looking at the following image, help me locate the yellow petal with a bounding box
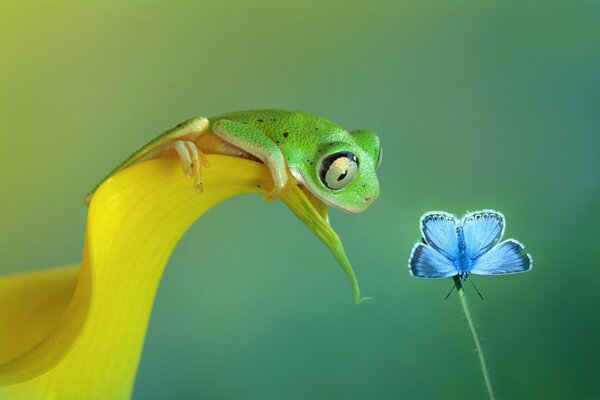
[0,265,79,364]
[0,155,364,399]
[279,186,368,305]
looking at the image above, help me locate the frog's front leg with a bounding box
[212,119,288,199]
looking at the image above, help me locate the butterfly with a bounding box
[408,210,532,280]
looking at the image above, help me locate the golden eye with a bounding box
[319,152,359,190]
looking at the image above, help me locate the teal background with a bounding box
[1,1,599,399]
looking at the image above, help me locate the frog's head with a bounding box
[290,129,381,213]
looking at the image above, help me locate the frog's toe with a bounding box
[263,183,286,201]
[263,170,289,201]
[199,153,210,169]
[174,141,194,177]
[174,140,206,193]
[264,191,279,201]
[185,141,205,193]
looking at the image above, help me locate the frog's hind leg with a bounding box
[173,140,209,192]
[85,116,210,204]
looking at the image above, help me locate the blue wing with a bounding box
[408,243,457,279]
[470,239,532,275]
[462,210,505,260]
[420,212,459,260]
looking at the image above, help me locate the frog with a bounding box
[85,109,381,213]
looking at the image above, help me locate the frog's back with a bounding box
[209,109,346,144]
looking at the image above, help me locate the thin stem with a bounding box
[453,276,496,400]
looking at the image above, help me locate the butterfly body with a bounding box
[408,210,532,280]
[455,225,484,279]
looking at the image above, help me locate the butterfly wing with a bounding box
[408,243,458,279]
[462,210,505,260]
[469,239,532,275]
[420,212,459,260]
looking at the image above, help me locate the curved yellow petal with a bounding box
[0,155,364,399]
[0,265,79,364]
[279,186,368,305]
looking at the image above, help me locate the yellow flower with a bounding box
[0,155,366,399]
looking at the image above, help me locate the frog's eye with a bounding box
[319,152,359,190]
[376,145,382,170]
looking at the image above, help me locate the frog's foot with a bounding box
[173,140,209,192]
[257,169,286,201]
[264,182,285,201]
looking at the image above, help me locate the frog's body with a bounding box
[86,109,381,213]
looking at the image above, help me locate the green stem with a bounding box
[453,276,496,400]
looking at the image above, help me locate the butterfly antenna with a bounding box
[444,282,456,300]
[469,279,484,301]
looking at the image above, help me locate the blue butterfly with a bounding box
[408,210,532,280]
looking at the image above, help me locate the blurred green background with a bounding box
[1,1,599,399]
